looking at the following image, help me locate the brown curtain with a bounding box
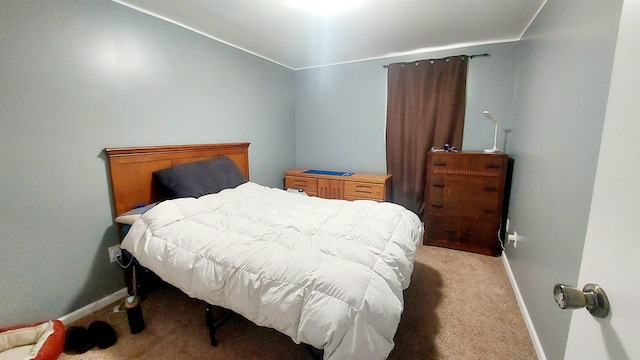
[386,56,468,216]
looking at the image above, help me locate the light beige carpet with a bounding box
[60,245,536,359]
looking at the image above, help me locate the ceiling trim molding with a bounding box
[295,39,519,71]
[111,0,295,70]
[519,0,548,40]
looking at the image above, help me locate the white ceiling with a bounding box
[113,0,546,70]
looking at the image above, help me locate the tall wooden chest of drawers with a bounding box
[284,169,391,202]
[423,152,510,256]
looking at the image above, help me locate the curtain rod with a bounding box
[382,53,490,68]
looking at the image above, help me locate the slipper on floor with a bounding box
[87,321,117,349]
[65,321,117,354]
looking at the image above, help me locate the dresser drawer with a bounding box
[285,176,317,195]
[344,181,385,200]
[425,216,460,242]
[427,177,502,217]
[430,154,507,173]
[425,216,499,252]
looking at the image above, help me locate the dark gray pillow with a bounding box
[152,155,247,199]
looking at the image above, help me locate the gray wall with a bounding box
[294,42,519,173]
[0,0,295,326]
[507,1,622,359]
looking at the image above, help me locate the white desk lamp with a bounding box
[482,111,502,153]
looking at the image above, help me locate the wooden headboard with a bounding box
[105,142,250,217]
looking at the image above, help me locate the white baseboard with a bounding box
[501,253,547,360]
[58,287,128,326]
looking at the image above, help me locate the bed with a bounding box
[105,143,422,360]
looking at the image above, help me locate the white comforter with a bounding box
[122,182,422,359]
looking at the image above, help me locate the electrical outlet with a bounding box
[508,231,519,248]
[108,245,121,263]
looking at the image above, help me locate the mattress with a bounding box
[121,182,422,359]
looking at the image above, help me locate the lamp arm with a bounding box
[493,122,498,149]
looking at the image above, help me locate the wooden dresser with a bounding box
[423,151,510,256]
[284,169,391,202]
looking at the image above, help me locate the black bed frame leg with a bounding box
[304,344,324,360]
[205,305,212,329]
[205,304,235,347]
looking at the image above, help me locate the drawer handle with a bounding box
[462,230,475,235]
[486,163,501,169]
[355,186,372,194]
[431,203,443,208]
[484,186,498,192]
[433,161,447,166]
[432,183,445,188]
[483,208,496,214]
[444,229,456,234]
